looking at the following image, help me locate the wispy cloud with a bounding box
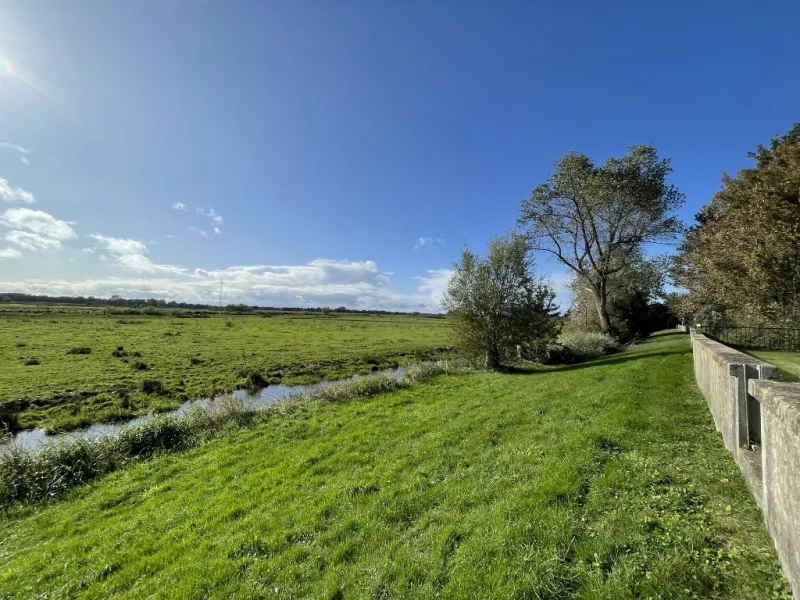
[0,143,31,166]
[414,237,446,249]
[0,178,35,204]
[171,202,188,211]
[189,226,208,237]
[197,207,223,234]
[0,247,22,259]
[165,234,177,239]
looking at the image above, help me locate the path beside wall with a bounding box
[690,332,800,598]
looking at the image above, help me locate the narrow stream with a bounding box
[3,366,406,451]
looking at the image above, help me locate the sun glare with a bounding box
[0,58,15,77]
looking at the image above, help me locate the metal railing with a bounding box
[705,326,800,351]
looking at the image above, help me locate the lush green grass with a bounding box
[745,349,800,382]
[0,332,789,599]
[0,311,450,432]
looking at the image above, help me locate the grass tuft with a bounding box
[66,346,92,355]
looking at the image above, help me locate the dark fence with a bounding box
[705,326,800,352]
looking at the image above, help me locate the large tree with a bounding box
[568,252,668,340]
[442,234,558,369]
[518,146,684,333]
[671,124,800,326]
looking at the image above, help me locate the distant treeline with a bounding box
[0,293,444,317]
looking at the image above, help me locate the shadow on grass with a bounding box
[497,333,691,376]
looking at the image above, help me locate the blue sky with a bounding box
[1,0,798,311]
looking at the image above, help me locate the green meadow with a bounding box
[0,309,451,432]
[0,332,790,599]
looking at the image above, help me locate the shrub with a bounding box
[225,320,234,328]
[66,347,92,355]
[111,349,127,358]
[23,358,40,366]
[141,379,165,395]
[238,369,267,389]
[190,357,203,365]
[14,342,26,348]
[132,361,148,371]
[551,331,619,363]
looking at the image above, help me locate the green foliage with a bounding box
[0,334,790,598]
[443,234,559,368]
[568,253,673,341]
[672,123,800,326]
[520,145,684,332]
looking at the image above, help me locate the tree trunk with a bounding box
[593,280,612,333]
[485,347,499,370]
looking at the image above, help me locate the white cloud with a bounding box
[165,234,177,239]
[0,247,22,259]
[0,208,76,252]
[20,156,30,166]
[189,226,208,237]
[197,207,223,234]
[1,208,76,240]
[0,178,35,204]
[0,259,450,311]
[436,238,446,246]
[416,269,452,307]
[5,230,61,251]
[197,207,222,225]
[90,234,187,275]
[171,202,187,211]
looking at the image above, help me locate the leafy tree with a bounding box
[568,252,669,341]
[671,124,800,326]
[519,146,684,333]
[442,234,559,369]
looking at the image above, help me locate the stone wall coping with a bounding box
[749,380,800,430]
[691,332,778,378]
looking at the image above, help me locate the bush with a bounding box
[132,361,148,371]
[190,357,203,365]
[66,347,92,355]
[23,358,40,366]
[141,379,165,395]
[551,331,619,363]
[14,342,26,348]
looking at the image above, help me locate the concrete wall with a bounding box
[691,332,800,597]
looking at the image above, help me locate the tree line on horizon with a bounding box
[0,293,439,317]
[445,123,800,368]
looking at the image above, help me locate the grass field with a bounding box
[745,349,800,382]
[0,332,790,599]
[0,309,451,432]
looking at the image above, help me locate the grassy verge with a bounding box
[744,349,800,382]
[0,332,790,598]
[0,362,465,507]
[0,312,451,432]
